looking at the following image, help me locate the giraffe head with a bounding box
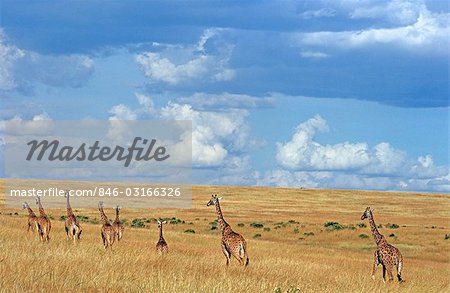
[206,194,222,207]
[98,201,104,209]
[22,202,29,209]
[64,190,70,198]
[157,218,167,228]
[113,205,121,212]
[361,206,373,220]
[35,196,41,205]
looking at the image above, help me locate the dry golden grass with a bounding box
[0,179,449,292]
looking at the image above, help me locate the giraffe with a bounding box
[361,207,404,283]
[155,218,169,254]
[22,202,38,233]
[98,201,115,249]
[35,196,51,242]
[206,194,249,267]
[112,205,125,242]
[64,191,82,243]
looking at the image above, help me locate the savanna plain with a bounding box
[0,179,449,292]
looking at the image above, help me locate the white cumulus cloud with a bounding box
[270,115,449,192]
[107,94,251,168]
[160,102,249,167]
[277,115,372,170]
[293,5,449,55]
[0,29,94,93]
[135,29,235,85]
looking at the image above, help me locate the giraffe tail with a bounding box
[396,255,404,283]
[239,243,249,267]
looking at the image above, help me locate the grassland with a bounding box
[0,179,449,292]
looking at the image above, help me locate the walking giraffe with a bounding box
[64,191,82,243]
[361,207,404,283]
[112,205,124,242]
[98,201,115,249]
[22,202,38,233]
[35,196,51,242]
[206,194,249,267]
[155,219,169,254]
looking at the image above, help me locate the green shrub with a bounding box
[250,222,264,228]
[184,229,195,234]
[324,221,344,231]
[304,232,315,236]
[237,223,245,227]
[389,233,396,238]
[264,227,271,232]
[59,215,67,221]
[76,215,89,221]
[359,234,369,239]
[210,219,218,230]
[445,234,450,240]
[357,223,367,228]
[387,223,399,229]
[293,228,299,234]
[288,220,300,224]
[131,219,145,228]
[253,233,262,239]
[170,218,183,224]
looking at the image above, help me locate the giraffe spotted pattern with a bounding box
[207,194,249,267]
[156,219,169,254]
[361,207,404,283]
[64,191,82,243]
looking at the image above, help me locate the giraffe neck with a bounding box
[368,211,385,245]
[214,201,229,232]
[37,199,46,217]
[115,208,120,223]
[26,206,36,217]
[159,225,164,241]
[66,196,74,217]
[99,207,109,224]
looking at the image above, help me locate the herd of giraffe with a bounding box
[22,192,404,283]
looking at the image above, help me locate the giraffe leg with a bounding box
[221,242,231,266]
[382,265,387,284]
[35,223,42,241]
[72,226,77,243]
[42,228,47,242]
[372,251,379,280]
[101,232,107,248]
[110,238,114,250]
[45,228,50,242]
[238,243,248,266]
[386,265,394,282]
[396,258,403,283]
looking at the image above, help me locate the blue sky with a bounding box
[0,0,449,192]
